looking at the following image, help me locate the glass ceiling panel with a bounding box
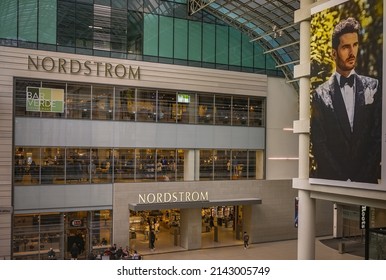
[192,0,301,88]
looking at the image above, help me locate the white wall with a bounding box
[266,77,299,180]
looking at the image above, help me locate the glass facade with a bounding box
[13,210,112,260]
[17,78,266,126]
[15,147,261,185]
[0,0,282,76]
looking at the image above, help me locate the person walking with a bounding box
[70,243,79,260]
[149,230,156,251]
[243,231,249,249]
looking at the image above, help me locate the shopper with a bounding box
[47,248,56,260]
[70,243,79,260]
[243,231,249,249]
[149,230,156,251]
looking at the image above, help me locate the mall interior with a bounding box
[0,0,386,260]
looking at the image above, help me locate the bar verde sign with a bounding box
[26,87,64,113]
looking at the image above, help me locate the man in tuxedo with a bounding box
[310,17,382,184]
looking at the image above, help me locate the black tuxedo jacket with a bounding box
[310,73,382,183]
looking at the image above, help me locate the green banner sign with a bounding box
[26,87,64,113]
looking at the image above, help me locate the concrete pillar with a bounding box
[194,150,200,181]
[333,203,344,238]
[180,208,202,250]
[294,0,316,260]
[184,150,195,181]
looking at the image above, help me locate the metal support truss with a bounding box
[188,0,216,15]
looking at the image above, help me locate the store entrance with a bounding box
[65,229,87,259]
[201,206,242,248]
[129,206,242,254]
[129,209,181,253]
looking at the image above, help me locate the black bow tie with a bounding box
[340,75,355,87]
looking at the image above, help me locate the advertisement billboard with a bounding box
[309,0,385,190]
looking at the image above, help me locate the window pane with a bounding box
[159,16,173,58]
[200,150,213,180]
[254,44,265,69]
[174,18,188,60]
[202,23,215,63]
[242,33,253,68]
[93,3,111,51]
[248,151,256,179]
[111,8,127,53]
[197,94,213,124]
[14,147,40,185]
[214,95,231,125]
[249,97,264,127]
[57,0,75,47]
[0,0,17,40]
[19,0,37,42]
[66,84,91,119]
[143,14,159,56]
[214,150,231,180]
[15,79,41,117]
[75,3,93,50]
[216,25,228,65]
[92,148,113,183]
[156,149,176,181]
[128,10,143,55]
[177,92,196,124]
[115,87,135,121]
[114,149,135,182]
[188,21,202,61]
[41,147,65,184]
[92,85,113,120]
[176,149,184,181]
[39,0,57,44]
[231,150,247,180]
[41,81,66,119]
[66,148,90,184]
[158,91,177,123]
[229,28,241,66]
[137,89,156,122]
[136,149,155,182]
[91,210,112,250]
[232,96,248,126]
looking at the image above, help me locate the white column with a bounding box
[184,150,195,181]
[294,0,316,260]
[180,208,202,249]
[194,150,200,181]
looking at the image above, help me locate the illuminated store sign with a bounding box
[27,55,140,80]
[26,87,64,113]
[139,191,209,204]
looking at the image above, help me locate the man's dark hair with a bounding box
[332,17,360,49]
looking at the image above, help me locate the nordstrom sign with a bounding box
[139,191,209,204]
[28,55,140,80]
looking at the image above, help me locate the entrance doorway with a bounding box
[128,206,244,255]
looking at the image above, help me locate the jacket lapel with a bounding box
[353,75,366,135]
[330,75,352,139]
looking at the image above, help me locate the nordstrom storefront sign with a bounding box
[139,191,209,204]
[28,55,140,80]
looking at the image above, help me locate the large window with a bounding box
[214,95,231,125]
[115,87,135,121]
[15,147,262,185]
[66,84,92,119]
[158,91,177,123]
[92,85,113,120]
[197,94,213,125]
[137,89,156,122]
[15,79,266,126]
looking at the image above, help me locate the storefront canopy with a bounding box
[129,198,262,211]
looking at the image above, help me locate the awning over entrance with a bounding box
[128,198,262,211]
